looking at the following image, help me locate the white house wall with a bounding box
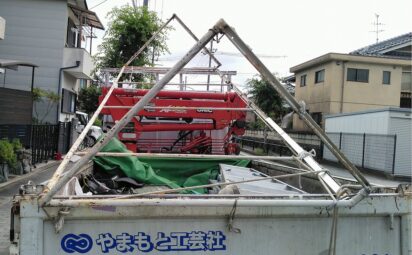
[325,111,390,134]
[0,0,68,123]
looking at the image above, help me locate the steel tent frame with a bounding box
[40,18,371,207]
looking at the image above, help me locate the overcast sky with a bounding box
[86,0,412,86]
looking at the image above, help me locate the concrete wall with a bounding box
[0,0,68,123]
[293,57,405,131]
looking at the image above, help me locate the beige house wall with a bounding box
[341,62,402,112]
[292,54,408,131]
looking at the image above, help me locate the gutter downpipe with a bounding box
[57,61,81,123]
[339,61,347,113]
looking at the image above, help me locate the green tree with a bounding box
[247,75,285,119]
[95,5,170,76]
[32,88,60,124]
[77,85,102,115]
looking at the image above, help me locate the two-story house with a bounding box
[290,33,412,131]
[0,0,104,124]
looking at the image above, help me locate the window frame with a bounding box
[315,69,325,84]
[79,79,87,90]
[300,74,307,87]
[61,88,77,114]
[347,68,369,83]
[382,71,391,85]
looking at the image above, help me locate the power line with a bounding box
[214,51,287,59]
[90,0,109,9]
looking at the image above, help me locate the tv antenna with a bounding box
[370,13,384,43]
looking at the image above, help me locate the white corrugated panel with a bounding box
[389,117,412,177]
[325,111,390,134]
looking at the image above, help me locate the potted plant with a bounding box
[0,140,16,182]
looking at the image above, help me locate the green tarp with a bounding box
[93,138,249,193]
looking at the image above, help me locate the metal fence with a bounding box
[323,132,396,174]
[236,137,292,156]
[57,122,72,155]
[0,124,32,147]
[0,123,71,166]
[241,130,323,158]
[31,125,60,165]
[245,130,321,146]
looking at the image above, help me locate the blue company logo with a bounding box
[61,234,93,253]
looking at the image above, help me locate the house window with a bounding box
[300,75,307,87]
[315,70,325,83]
[79,79,87,90]
[382,71,391,85]
[66,18,77,48]
[347,68,369,82]
[401,72,411,91]
[61,89,77,114]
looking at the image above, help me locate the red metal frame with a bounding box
[100,88,247,154]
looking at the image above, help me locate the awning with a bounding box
[68,3,105,30]
[0,59,38,70]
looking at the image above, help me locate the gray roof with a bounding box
[325,107,412,119]
[350,32,412,59]
[0,59,38,68]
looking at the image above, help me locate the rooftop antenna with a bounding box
[370,13,384,43]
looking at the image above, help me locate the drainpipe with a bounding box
[339,61,346,113]
[57,61,81,123]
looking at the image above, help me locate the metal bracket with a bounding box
[19,181,45,195]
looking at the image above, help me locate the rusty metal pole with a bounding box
[40,20,221,206]
[218,21,370,190]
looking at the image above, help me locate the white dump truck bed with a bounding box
[12,192,411,255]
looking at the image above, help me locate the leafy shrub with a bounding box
[93,118,103,127]
[0,140,17,166]
[11,139,23,151]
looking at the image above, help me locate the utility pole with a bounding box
[371,13,384,43]
[206,40,213,91]
[131,0,137,10]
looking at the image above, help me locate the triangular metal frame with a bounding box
[40,18,371,206]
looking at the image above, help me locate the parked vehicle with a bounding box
[75,111,102,148]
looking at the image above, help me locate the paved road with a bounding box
[0,163,59,255]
